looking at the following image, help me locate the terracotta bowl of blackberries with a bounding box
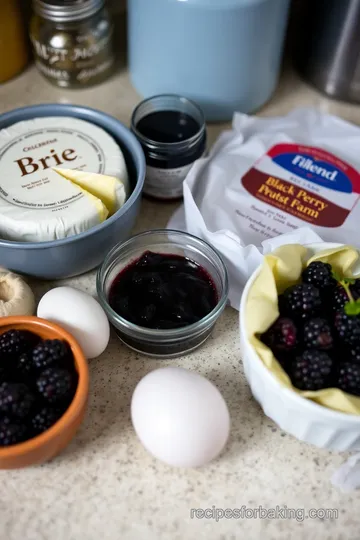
[240,243,360,452]
[97,229,229,357]
[0,316,89,468]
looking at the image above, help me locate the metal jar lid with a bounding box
[33,0,105,22]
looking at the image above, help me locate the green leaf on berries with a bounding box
[332,270,343,282]
[332,270,355,285]
[344,300,360,316]
[342,277,356,285]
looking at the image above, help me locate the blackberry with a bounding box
[0,330,39,357]
[331,283,360,312]
[350,284,360,300]
[290,350,333,391]
[334,311,360,346]
[349,347,360,365]
[36,368,74,404]
[350,279,360,297]
[0,365,7,384]
[31,340,72,371]
[31,406,64,435]
[337,363,360,397]
[17,352,35,378]
[0,382,35,418]
[281,283,322,321]
[303,318,333,350]
[302,261,336,291]
[262,317,297,352]
[332,286,349,312]
[0,418,27,446]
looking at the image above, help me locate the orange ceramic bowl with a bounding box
[0,316,89,469]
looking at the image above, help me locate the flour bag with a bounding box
[169,107,360,308]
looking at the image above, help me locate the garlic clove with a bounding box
[0,271,35,317]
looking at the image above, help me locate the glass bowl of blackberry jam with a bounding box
[96,230,228,357]
[131,94,206,201]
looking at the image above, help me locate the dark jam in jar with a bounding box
[109,251,217,330]
[136,111,200,144]
[131,95,206,201]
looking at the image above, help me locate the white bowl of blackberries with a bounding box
[240,243,360,451]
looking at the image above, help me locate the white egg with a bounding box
[131,367,230,468]
[37,286,110,359]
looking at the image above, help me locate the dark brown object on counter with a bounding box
[0,0,29,83]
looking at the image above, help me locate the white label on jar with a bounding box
[31,35,111,64]
[30,34,113,83]
[35,61,70,81]
[144,163,195,199]
[77,58,114,82]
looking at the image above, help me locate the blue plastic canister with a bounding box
[128,0,290,122]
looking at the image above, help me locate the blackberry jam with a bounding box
[136,111,200,144]
[109,251,217,330]
[131,95,206,201]
[97,230,229,358]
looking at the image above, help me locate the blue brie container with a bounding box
[0,104,145,279]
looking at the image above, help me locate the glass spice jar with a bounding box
[30,0,115,88]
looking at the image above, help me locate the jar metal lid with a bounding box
[33,0,105,22]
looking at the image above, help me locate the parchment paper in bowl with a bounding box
[246,243,360,415]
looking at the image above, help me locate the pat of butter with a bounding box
[72,183,109,222]
[53,168,127,216]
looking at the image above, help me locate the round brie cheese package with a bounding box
[0,117,129,242]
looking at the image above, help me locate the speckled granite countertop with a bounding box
[1,62,360,540]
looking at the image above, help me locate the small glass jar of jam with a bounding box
[131,95,207,201]
[30,0,115,88]
[96,229,228,358]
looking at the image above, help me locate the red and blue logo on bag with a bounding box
[267,143,358,194]
[242,143,360,228]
